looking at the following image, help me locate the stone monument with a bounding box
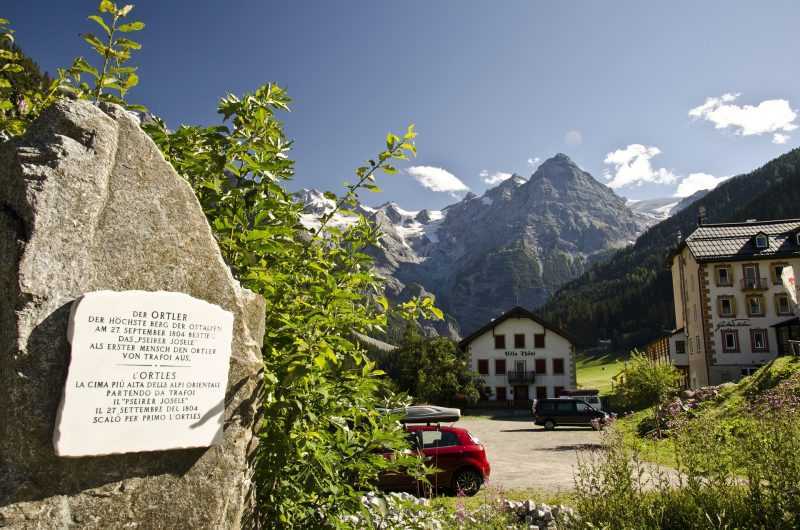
[0,99,265,529]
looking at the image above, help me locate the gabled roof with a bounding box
[457,306,575,350]
[680,219,800,262]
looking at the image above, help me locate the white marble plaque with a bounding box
[53,290,234,457]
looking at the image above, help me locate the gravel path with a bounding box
[458,415,603,491]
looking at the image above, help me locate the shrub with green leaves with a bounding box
[371,323,481,406]
[146,86,439,527]
[1,1,144,139]
[612,351,682,412]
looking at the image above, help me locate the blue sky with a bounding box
[6,1,800,210]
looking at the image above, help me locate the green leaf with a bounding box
[117,21,145,32]
[109,65,137,74]
[115,37,142,49]
[88,15,111,36]
[82,33,108,54]
[385,132,399,149]
[123,72,139,88]
[364,183,381,192]
[382,165,397,175]
[70,57,99,78]
[98,0,117,14]
[376,296,389,311]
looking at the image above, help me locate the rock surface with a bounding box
[0,99,265,529]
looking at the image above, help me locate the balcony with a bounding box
[740,277,769,291]
[507,370,536,383]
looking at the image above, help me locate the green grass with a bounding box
[429,487,576,512]
[576,353,626,396]
[614,409,677,467]
[614,356,800,467]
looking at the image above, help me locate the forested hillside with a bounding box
[541,148,800,350]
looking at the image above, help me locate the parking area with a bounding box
[458,415,603,491]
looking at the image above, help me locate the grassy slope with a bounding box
[575,353,626,395]
[615,356,800,467]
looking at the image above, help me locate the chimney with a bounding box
[676,229,682,244]
[698,206,707,226]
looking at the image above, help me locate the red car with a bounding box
[379,424,491,496]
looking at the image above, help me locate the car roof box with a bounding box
[392,405,461,424]
[561,389,599,396]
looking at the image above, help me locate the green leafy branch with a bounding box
[0,18,62,137]
[62,1,145,110]
[312,125,417,240]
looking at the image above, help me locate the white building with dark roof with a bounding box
[670,218,800,387]
[458,306,577,406]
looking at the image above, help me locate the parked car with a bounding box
[378,406,491,496]
[533,398,609,430]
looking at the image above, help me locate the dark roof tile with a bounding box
[685,219,800,261]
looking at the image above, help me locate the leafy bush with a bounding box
[612,351,682,411]
[371,323,481,406]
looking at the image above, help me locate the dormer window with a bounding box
[754,233,768,249]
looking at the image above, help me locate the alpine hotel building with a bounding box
[670,219,800,388]
[458,306,576,405]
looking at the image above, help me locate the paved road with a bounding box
[458,416,603,491]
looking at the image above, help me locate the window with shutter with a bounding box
[495,359,506,374]
[534,358,546,374]
[553,358,565,374]
[477,359,489,375]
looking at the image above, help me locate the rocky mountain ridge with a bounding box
[297,154,667,338]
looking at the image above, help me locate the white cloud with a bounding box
[564,130,583,145]
[527,157,541,167]
[773,133,790,144]
[603,144,678,189]
[689,93,797,142]
[406,166,470,193]
[480,170,513,185]
[674,172,730,198]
